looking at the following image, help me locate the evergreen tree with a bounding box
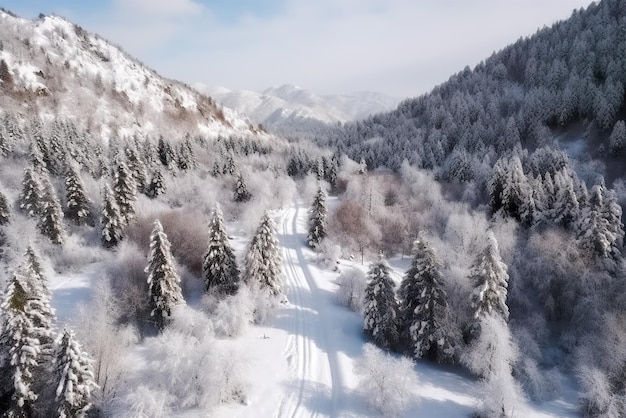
[145,170,166,199]
[468,233,510,338]
[202,206,240,296]
[398,239,455,363]
[552,171,580,228]
[176,139,195,171]
[244,211,283,296]
[101,184,124,249]
[363,258,398,349]
[38,179,66,245]
[577,184,624,260]
[47,122,67,176]
[112,158,137,225]
[125,146,148,193]
[609,120,626,155]
[22,246,56,361]
[146,220,184,330]
[0,268,42,417]
[157,136,175,168]
[18,168,42,217]
[0,188,10,225]
[307,186,327,249]
[233,173,251,203]
[0,128,10,157]
[64,166,92,226]
[53,328,97,418]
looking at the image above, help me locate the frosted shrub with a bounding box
[578,365,622,417]
[111,385,173,418]
[112,320,251,415]
[354,343,418,417]
[211,286,254,338]
[336,267,366,312]
[316,238,340,270]
[170,304,214,341]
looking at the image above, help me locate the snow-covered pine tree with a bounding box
[609,120,626,155]
[47,122,67,176]
[0,127,9,157]
[101,183,124,248]
[244,211,283,296]
[0,268,42,417]
[22,246,56,363]
[233,172,251,203]
[157,136,177,169]
[53,328,97,418]
[577,184,623,260]
[18,167,42,217]
[552,170,579,228]
[176,139,195,171]
[398,239,455,363]
[28,132,47,176]
[500,156,530,221]
[64,166,92,226]
[468,232,510,338]
[203,206,240,296]
[0,187,10,225]
[307,185,327,249]
[363,258,399,350]
[113,158,137,226]
[145,169,166,199]
[38,178,66,245]
[125,145,148,193]
[146,219,185,330]
[211,161,222,177]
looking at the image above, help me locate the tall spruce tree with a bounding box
[112,158,137,225]
[53,328,97,418]
[203,206,240,296]
[64,166,92,226]
[0,188,10,225]
[244,211,283,296]
[0,268,42,416]
[468,232,510,338]
[18,168,42,217]
[145,170,166,199]
[233,172,251,203]
[577,184,623,260]
[22,246,56,363]
[124,146,148,193]
[398,239,455,363]
[363,258,399,349]
[101,184,124,249]
[146,220,185,330]
[38,179,66,245]
[307,185,327,249]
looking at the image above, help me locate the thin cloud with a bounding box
[72,0,593,96]
[113,0,205,18]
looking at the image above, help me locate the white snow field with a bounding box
[50,200,581,417]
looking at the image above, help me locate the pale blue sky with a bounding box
[2,0,594,97]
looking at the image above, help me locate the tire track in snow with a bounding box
[274,202,343,418]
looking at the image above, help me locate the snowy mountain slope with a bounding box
[194,83,401,135]
[0,10,257,139]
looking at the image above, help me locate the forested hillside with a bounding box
[326,0,626,186]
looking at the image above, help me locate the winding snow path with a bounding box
[275,202,343,418]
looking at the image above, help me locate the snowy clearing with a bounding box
[50,200,581,417]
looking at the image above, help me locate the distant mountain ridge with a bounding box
[0,10,257,139]
[194,83,401,135]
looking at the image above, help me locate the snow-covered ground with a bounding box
[50,200,582,417]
